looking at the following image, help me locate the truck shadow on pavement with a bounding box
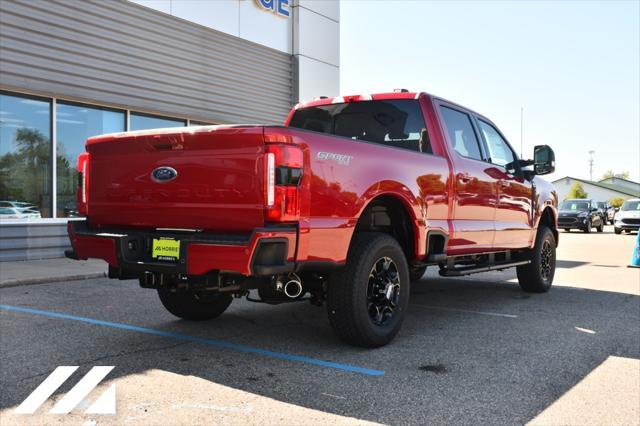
[1,275,639,425]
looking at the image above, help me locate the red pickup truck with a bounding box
[67,90,558,347]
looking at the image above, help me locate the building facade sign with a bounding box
[255,0,290,18]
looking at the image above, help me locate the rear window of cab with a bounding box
[289,100,432,154]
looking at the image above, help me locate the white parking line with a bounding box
[412,304,519,318]
[321,393,347,400]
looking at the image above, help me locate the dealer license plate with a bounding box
[152,238,180,261]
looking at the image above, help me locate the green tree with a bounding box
[566,181,588,199]
[609,197,625,208]
[0,128,51,205]
[601,170,630,180]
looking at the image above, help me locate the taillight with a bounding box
[264,143,303,222]
[77,152,90,216]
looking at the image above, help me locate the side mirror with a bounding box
[533,145,555,175]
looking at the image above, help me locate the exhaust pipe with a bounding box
[276,273,303,299]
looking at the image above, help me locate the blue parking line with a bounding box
[0,304,384,376]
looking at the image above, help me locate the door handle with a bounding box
[457,173,471,184]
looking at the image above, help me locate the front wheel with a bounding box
[583,220,591,233]
[157,288,232,321]
[516,226,556,293]
[597,222,604,232]
[326,233,410,348]
[614,227,622,235]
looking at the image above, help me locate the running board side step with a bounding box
[439,260,530,277]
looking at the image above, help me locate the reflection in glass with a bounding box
[56,102,125,217]
[0,93,52,218]
[130,113,186,131]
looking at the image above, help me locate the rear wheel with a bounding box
[409,265,427,282]
[157,288,232,321]
[597,221,604,232]
[583,220,591,233]
[516,226,556,293]
[564,229,571,232]
[614,227,622,235]
[326,233,410,348]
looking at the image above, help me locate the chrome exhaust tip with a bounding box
[283,278,303,298]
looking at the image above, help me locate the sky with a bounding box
[339,0,640,183]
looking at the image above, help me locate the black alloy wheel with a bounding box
[539,239,554,283]
[326,232,410,348]
[367,257,401,326]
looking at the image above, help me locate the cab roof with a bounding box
[294,91,425,110]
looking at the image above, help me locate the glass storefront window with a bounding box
[130,113,186,131]
[190,120,214,126]
[56,102,125,217]
[0,93,52,219]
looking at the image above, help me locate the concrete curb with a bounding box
[0,272,107,289]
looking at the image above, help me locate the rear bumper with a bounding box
[67,221,297,276]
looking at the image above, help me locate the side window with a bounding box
[439,106,482,160]
[477,120,516,169]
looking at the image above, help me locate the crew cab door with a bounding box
[474,118,534,249]
[437,103,497,254]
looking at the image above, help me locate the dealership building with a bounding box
[0,0,340,261]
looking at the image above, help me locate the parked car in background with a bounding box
[0,200,37,210]
[0,207,41,219]
[607,206,617,224]
[596,201,610,224]
[558,199,603,233]
[614,198,640,234]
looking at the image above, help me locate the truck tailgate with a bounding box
[85,125,265,232]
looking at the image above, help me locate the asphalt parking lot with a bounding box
[1,226,639,425]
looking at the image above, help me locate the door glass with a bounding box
[56,102,125,217]
[477,120,516,169]
[0,93,52,218]
[439,106,482,160]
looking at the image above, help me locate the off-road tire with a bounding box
[157,289,232,321]
[326,232,410,348]
[516,226,556,293]
[409,265,427,282]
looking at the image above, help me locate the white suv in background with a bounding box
[614,199,640,234]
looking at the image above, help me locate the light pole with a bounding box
[588,150,595,181]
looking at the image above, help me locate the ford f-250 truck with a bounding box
[66,90,558,347]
